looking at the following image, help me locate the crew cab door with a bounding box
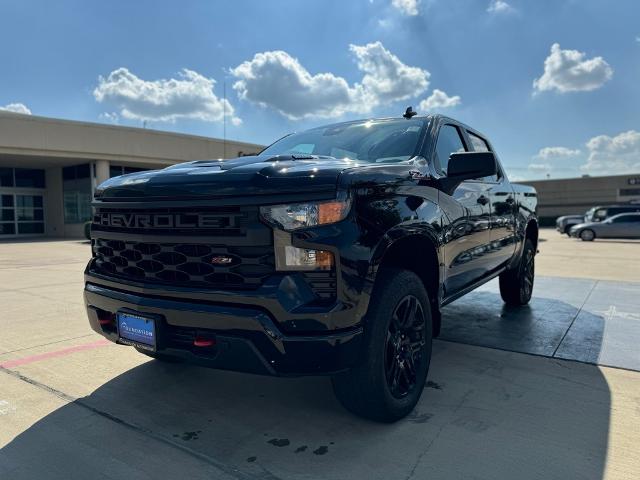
[434,123,493,296]
[464,130,517,270]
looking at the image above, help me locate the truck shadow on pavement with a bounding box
[1,293,612,480]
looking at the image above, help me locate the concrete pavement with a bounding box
[1,230,639,479]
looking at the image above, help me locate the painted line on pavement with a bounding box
[0,339,111,369]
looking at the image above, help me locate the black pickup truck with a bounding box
[84,113,538,421]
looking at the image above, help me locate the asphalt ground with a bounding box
[1,229,639,480]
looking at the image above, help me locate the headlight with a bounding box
[260,198,351,231]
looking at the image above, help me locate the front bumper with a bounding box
[84,282,363,376]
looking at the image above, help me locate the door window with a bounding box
[467,132,490,152]
[435,125,466,174]
[612,215,640,223]
[467,131,499,182]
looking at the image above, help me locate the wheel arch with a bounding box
[371,233,442,337]
[525,218,539,251]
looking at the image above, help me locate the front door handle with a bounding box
[477,195,489,206]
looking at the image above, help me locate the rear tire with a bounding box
[331,268,432,422]
[580,229,595,241]
[499,239,535,306]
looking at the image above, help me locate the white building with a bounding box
[0,112,262,238]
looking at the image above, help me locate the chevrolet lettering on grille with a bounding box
[95,213,241,229]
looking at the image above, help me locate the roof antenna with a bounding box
[403,106,417,119]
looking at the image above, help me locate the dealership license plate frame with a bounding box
[117,311,157,351]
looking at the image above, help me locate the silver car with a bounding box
[570,213,640,241]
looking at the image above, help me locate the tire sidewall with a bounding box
[364,269,433,417]
[518,239,535,304]
[580,229,595,241]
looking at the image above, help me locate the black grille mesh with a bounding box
[92,239,274,289]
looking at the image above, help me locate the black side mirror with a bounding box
[438,152,498,194]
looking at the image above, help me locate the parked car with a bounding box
[584,204,640,223]
[570,212,640,241]
[556,214,585,235]
[84,113,538,422]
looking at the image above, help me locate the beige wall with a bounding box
[0,112,263,166]
[519,173,640,221]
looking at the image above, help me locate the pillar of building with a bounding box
[44,167,65,237]
[95,159,110,186]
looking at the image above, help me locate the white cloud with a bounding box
[528,163,552,173]
[533,43,613,94]
[350,42,429,104]
[581,130,640,174]
[418,89,461,111]
[231,42,429,120]
[392,0,420,16]
[0,103,31,115]
[99,112,119,124]
[487,0,514,14]
[93,68,240,125]
[535,146,581,160]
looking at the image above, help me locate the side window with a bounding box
[467,131,499,182]
[613,215,639,223]
[435,125,466,174]
[467,132,490,152]
[594,209,608,220]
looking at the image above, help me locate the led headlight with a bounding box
[260,199,351,231]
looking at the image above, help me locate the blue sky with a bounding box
[1,0,639,179]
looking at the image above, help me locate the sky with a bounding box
[1,0,639,180]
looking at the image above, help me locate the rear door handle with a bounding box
[477,195,489,206]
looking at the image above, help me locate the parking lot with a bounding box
[1,229,639,480]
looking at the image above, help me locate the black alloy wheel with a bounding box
[384,295,426,399]
[331,268,432,422]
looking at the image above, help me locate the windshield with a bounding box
[260,118,428,163]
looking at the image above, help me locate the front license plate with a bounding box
[117,312,156,351]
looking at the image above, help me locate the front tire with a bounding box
[499,239,535,305]
[332,268,432,422]
[580,229,595,241]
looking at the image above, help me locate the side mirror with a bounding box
[438,152,498,195]
[448,151,497,179]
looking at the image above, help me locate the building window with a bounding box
[63,163,92,224]
[0,194,45,236]
[0,168,13,187]
[15,168,46,188]
[0,167,46,188]
[620,188,640,197]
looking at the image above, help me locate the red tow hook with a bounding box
[97,310,115,326]
[193,338,215,347]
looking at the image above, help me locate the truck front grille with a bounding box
[92,239,274,290]
[91,206,250,237]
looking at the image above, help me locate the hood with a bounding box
[95,155,355,200]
